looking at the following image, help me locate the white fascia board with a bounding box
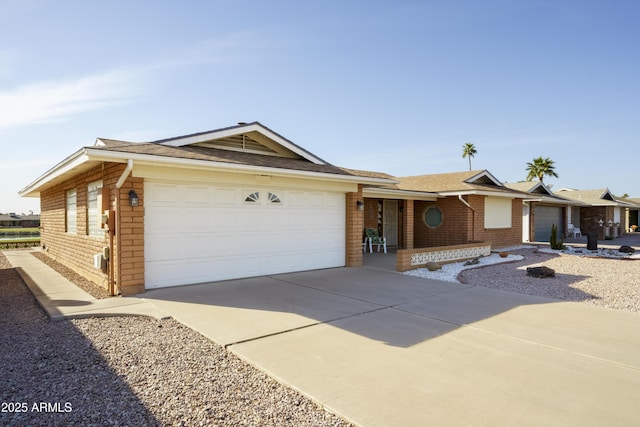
[533,197,588,206]
[438,190,538,199]
[19,149,93,197]
[83,148,393,186]
[157,123,327,165]
[466,170,503,186]
[363,187,439,201]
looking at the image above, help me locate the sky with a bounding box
[1,0,639,214]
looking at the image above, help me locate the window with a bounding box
[87,181,103,236]
[66,189,77,234]
[268,192,282,204]
[244,192,260,203]
[484,197,512,229]
[424,206,443,228]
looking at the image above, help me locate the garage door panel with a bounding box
[534,206,563,242]
[144,182,346,289]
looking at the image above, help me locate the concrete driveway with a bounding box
[141,267,640,426]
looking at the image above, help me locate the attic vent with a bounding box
[195,134,277,155]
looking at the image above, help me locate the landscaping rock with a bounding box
[619,245,635,254]
[464,257,480,266]
[526,266,555,278]
[426,262,442,271]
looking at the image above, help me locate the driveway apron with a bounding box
[141,267,640,427]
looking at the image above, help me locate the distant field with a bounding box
[0,227,40,233]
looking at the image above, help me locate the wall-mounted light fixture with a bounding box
[598,219,604,227]
[128,190,139,207]
[356,200,364,211]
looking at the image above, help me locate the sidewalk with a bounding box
[3,250,169,321]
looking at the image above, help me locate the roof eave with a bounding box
[84,148,394,186]
[437,190,536,199]
[19,148,97,197]
[363,187,439,201]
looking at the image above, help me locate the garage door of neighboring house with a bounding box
[534,205,563,242]
[144,181,346,289]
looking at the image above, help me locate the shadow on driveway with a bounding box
[141,263,595,348]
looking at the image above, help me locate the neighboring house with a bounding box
[554,188,634,239]
[504,181,587,242]
[614,196,640,232]
[0,213,40,228]
[391,170,533,249]
[20,122,396,295]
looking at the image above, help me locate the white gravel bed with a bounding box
[404,253,524,283]
[0,253,351,427]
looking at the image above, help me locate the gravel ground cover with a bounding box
[1,252,352,427]
[458,248,640,313]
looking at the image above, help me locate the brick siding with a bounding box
[414,195,523,249]
[39,163,145,296]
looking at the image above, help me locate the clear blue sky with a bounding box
[2,0,639,214]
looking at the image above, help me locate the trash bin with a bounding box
[586,231,598,251]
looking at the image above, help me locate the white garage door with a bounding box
[144,181,346,289]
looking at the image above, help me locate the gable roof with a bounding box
[504,181,587,206]
[554,188,631,207]
[397,170,533,198]
[136,121,329,164]
[20,123,396,197]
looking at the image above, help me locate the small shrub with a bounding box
[550,224,565,250]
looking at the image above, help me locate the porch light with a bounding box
[128,190,139,207]
[356,200,364,211]
[598,219,604,227]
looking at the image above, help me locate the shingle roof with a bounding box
[91,140,356,176]
[554,188,619,205]
[396,170,526,197]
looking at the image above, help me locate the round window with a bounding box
[424,207,443,228]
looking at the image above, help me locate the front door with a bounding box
[383,200,398,246]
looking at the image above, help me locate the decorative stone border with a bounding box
[397,242,491,272]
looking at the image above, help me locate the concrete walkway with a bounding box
[5,248,640,426]
[3,250,169,320]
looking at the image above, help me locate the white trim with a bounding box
[20,147,395,197]
[82,148,393,185]
[19,150,92,197]
[363,187,438,201]
[155,123,327,165]
[465,170,503,186]
[437,190,532,199]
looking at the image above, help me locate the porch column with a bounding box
[345,185,364,267]
[403,199,414,249]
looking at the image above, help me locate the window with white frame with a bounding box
[87,181,103,236]
[484,197,512,229]
[66,189,77,234]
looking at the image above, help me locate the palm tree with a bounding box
[525,156,559,183]
[462,142,477,171]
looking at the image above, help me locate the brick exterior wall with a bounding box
[39,163,144,296]
[345,185,364,267]
[116,179,145,295]
[414,195,523,249]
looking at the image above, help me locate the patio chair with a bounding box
[567,224,582,238]
[364,228,387,253]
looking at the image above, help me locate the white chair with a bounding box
[364,228,387,253]
[567,224,582,238]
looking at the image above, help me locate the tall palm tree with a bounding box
[525,156,559,183]
[462,142,477,171]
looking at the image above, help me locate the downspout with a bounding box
[110,159,134,295]
[458,194,476,242]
